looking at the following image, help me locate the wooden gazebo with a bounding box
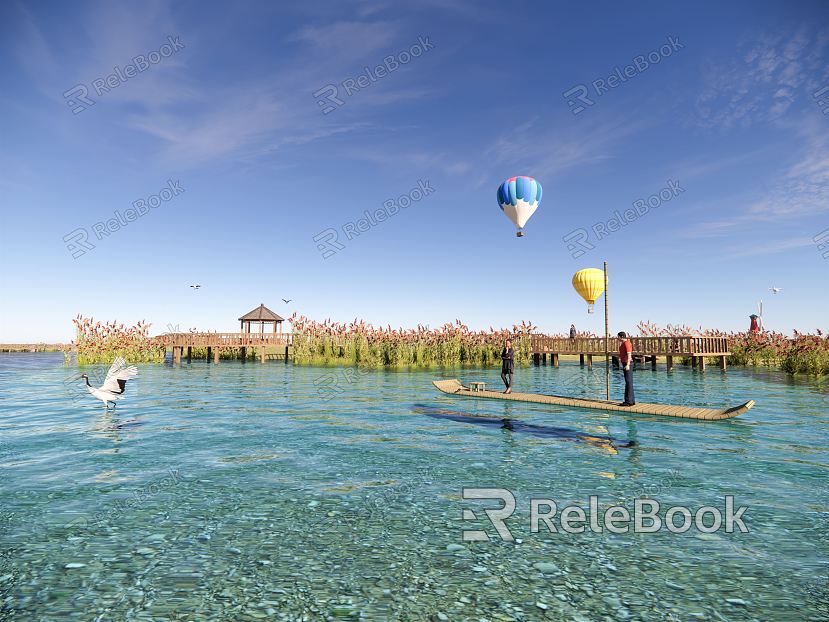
[160,303,292,364]
[239,303,284,335]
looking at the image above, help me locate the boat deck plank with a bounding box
[432,379,754,421]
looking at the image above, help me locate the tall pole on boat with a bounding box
[604,261,610,401]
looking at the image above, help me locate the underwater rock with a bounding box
[533,562,559,574]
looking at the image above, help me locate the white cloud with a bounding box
[721,236,815,259]
[347,147,470,174]
[681,113,829,239]
[484,115,650,182]
[696,25,828,128]
[290,20,398,63]
[126,93,285,165]
[6,4,439,168]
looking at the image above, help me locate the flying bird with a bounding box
[80,357,138,408]
[769,287,782,294]
[190,284,201,290]
[282,298,292,304]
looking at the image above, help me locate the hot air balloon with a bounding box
[572,268,605,314]
[497,176,542,237]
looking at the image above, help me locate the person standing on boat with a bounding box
[569,324,577,339]
[501,339,515,394]
[618,332,635,406]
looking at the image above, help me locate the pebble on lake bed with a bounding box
[5,357,823,621]
[533,562,559,574]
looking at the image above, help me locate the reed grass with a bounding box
[68,316,165,365]
[638,321,829,376]
[290,316,536,368]
[64,314,829,377]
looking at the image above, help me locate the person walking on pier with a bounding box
[501,339,515,394]
[618,331,635,406]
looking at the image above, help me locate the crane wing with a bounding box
[101,357,138,393]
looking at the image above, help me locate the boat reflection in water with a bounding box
[412,404,635,454]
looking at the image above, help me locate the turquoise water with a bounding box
[1,353,827,621]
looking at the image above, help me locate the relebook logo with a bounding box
[461,488,749,542]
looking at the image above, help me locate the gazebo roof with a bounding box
[239,303,284,322]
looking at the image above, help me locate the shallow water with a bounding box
[0,353,827,621]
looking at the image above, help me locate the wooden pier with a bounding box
[155,333,293,364]
[530,336,730,372]
[156,303,293,364]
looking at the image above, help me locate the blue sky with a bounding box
[1,0,828,342]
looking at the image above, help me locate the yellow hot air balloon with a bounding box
[572,268,606,314]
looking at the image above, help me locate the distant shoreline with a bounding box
[0,344,67,352]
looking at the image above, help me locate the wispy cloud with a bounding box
[484,115,650,183]
[696,25,829,128]
[7,0,194,110]
[125,92,285,165]
[347,146,471,176]
[744,116,829,220]
[685,22,829,238]
[290,20,399,63]
[721,235,816,259]
[681,114,829,238]
[345,0,502,22]
[668,149,771,181]
[7,4,438,169]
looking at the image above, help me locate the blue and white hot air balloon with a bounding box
[497,176,542,237]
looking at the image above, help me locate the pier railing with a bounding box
[155,332,293,347]
[531,336,730,356]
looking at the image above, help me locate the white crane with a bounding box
[80,357,138,408]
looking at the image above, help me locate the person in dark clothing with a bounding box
[501,339,515,394]
[618,331,635,406]
[569,324,577,339]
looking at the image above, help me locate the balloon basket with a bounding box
[587,304,595,314]
[516,231,524,237]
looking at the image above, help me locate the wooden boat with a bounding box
[432,379,754,421]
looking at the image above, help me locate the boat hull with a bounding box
[432,379,753,421]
